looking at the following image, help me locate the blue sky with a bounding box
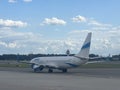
[0,0,120,56]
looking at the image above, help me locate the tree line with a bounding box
[0,53,119,61]
[0,54,74,61]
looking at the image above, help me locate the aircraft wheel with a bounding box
[34,67,42,72]
[33,68,39,72]
[62,69,67,73]
[48,69,53,73]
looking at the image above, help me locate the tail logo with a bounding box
[81,42,90,49]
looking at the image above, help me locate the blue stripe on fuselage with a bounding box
[65,63,78,67]
[81,42,90,49]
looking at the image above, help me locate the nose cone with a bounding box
[30,59,34,64]
[30,57,40,64]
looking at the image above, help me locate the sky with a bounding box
[0,0,120,56]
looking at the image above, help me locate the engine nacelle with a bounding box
[31,64,44,72]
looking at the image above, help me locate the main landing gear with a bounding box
[48,69,53,73]
[62,69,67,73]
[48,68,67,73]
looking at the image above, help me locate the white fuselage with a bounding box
[30,56,88,69]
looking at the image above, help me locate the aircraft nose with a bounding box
[30,59,35,63]
[30,58,40,64]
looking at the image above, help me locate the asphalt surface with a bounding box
[0,67,120,90]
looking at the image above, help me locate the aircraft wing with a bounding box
[85,61,105,64]
[19,61,31,64]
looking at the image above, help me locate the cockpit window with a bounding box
[32,58,40,63]
[34,59,39,61]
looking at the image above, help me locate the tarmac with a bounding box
[0,67,120,90]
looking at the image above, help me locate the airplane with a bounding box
[30,32,92,73]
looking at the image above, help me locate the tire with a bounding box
[48,69,53,73]
[34,68,39,72]
[62,69,67,73]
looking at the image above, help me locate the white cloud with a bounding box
[72,15,87,22]
[36,40,80,54]
[0,19,27,28]
[72,15,112,28]
[68,27,120,55]
[41,17,66,26]
[8,0,17,3]
[0,23,120,55]
[0,16,119,55]
[0,27,43,53]
[88,19,112,27]
[88,20,103,26]
[8,0,32,3]
[0,41,17,48]
[0,41,7,47]
[8,42,17,48]
[0,27,80,54]
[23,0,32,2]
